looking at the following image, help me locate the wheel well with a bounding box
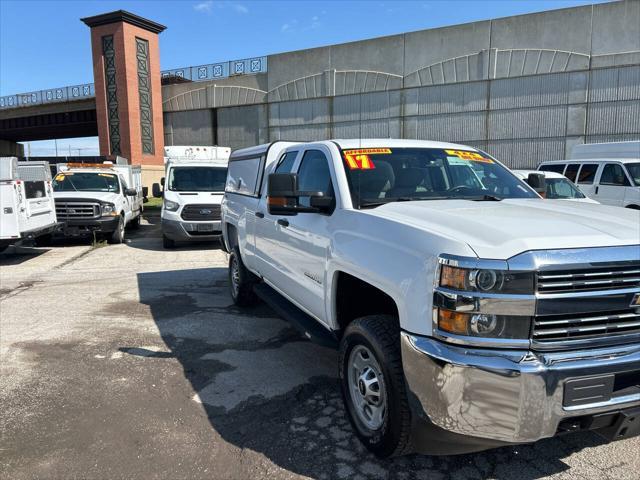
[334,271,399,333]
[226,223,238,250]
[625,204,640,210]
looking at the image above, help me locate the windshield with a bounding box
[53,172,120,193]
[168,166,227,192]
[626,163,640,187]
[545,178,585,199]
[340,147,536,207]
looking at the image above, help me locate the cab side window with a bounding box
[564,164,580,182]
[600,164,630,186]
[275,151,298,173]
[577,164,598,184]
[297,150,335,211]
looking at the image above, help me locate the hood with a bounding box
[363,198,640,259]
[53,190,120,204]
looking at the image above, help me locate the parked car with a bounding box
[52,158,143,243]
[221,139,640,457]
[538,141,640,209]
[160,146,230,249]
[513,169,599,203]
[0,157,59,251]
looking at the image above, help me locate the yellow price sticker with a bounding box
[445,149,493,164]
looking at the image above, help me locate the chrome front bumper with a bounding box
[401,332,640,444]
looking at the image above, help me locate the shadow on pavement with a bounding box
[125,265,607,480]
[0,246,50,265]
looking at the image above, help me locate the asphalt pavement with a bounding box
[1,215,638,480]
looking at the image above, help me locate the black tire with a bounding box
[339,315,412,458]
[228,246,258,306]
[163,235,176,249]
[108,215,125,244]
[129,214,141,229]
[34,234,52,247]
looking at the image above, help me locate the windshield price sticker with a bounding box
[445,149,493,164]
[343,148,391,170]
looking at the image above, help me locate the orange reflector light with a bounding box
[438,309,470,335]
[267,196,287,207]
[440,265,468,290]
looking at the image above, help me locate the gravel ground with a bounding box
[1,216,638,480]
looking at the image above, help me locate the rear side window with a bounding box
[564,164,580,182]
[539,164,565,174]
[25,181,46,199]
[226,155,264,196]
[275,151,298,173]
[577,164,598,184]
[600,163,630,186]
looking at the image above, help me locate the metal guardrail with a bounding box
[0,56,267,111]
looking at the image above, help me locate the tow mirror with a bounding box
[152,183,163,198]
[526,173,546,196]
[125,188,137,197]
[160,177,165,187]
[267,173,332,215]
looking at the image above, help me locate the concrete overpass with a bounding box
[2,0,639,168]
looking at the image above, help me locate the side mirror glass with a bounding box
[152,183,162,198]
[160,177,165,187]
[268,173,299,215]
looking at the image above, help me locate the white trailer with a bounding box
[0,157,58,251]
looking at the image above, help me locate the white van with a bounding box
[161,146,230,249]
[538,141,640,209]
[1,157,58,251]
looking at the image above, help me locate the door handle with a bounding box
[595,186,599,195]
[277,219,289,227]
[255,211,265,218]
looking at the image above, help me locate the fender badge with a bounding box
[631,293,640,308]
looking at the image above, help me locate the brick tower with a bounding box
[81,10,166,177]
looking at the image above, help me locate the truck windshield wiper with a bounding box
[358,196,449,208]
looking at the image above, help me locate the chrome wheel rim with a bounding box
[230,256,240,298]
[347,345,386,431]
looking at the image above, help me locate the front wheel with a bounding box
[339,315,412,458]
[228,246,258,306]
[108,215,125,244]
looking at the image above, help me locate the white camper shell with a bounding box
[161,146,231,248]
[0,157,58,251]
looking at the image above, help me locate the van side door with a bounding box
[596,163,629,206]
[575,163,599,198]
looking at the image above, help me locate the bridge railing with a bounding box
[0,56,267,111]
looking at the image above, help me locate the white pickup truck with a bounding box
[221,139,640,457]
[53,159,143,243]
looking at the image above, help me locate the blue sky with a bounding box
[1,0,604,155]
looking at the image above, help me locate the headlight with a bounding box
[437,309,531,339]
[164,200,179,211]
[101,203,117,216]
[440,265,533,294]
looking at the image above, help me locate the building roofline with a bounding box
[81,10,166,34]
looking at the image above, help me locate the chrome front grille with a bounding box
[537,264,640,293]
[533,310,640,341]
[55,202,99,219]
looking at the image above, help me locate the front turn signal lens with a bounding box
[440,265,467,290]
[437,309,470,335]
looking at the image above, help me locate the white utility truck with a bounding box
[222,139,640,457]
[52,158,143,243]
[161,146,230,249]
[0,157,58,251]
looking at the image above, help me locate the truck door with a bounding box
[575,163,599,198]
[272,148,336,325]
[595,163,628,206]
[253,150,301,289]
[18,164,55,230]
